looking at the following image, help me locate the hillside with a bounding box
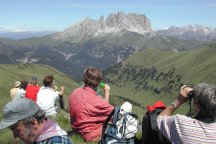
[0,12,210,80]
[104,44,216,115]
[0,64,82,143]
[0,64,134,144]
[0,46,215,144]
[0,63,79,116]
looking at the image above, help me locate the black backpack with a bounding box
[99,106,139,144]
[141,108,171,144]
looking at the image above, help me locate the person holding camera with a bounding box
[157,83,216,143]
[69,67,114,142]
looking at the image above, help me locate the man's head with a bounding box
[43,75,54,87]
[193,83,216,117]
[0,98,46,143]
[83,67,103,87]
[31,76,38,86]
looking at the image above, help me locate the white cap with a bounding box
[120,102,132,115]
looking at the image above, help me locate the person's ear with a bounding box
[31,118,39,130]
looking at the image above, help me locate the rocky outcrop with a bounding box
[53,12,152,42]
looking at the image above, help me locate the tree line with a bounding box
[104,63,184,96]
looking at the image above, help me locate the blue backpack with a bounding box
[99,106,139,144]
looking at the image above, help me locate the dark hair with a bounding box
[43,75,54,87]
[83,67,103,87]
[22,109,46,126]
[20,81,28,90]
[193,83,216,117]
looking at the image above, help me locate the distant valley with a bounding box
[0,12,215,82]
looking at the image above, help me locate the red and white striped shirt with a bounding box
[157,114,216,144]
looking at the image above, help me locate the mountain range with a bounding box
[0,30,57,39]
[0,12,215,80]
[156,25,216,41]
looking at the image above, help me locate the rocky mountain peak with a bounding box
[53,12,152,42]
[105,12,152,34]
[156,25,216,41]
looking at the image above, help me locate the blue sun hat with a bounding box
[0,98,40,129]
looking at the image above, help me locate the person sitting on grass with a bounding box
[37,75,62,117]
[157,83,216,143]
[10,81,21,99]
[0,98,73,144]
[69,67,114,142]
[14,80,28,99]
[25,76,40,102]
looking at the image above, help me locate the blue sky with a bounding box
[0,0,216,31]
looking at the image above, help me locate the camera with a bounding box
[187,90,195,117]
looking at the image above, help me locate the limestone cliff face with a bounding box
[53,12,153,42]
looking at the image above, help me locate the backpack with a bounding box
[99,106,139,144]
[141,108,171,144]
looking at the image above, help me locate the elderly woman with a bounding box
[69,67,114,142]
[157,83,216,143]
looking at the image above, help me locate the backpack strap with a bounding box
[101,107,119,139]
[112,106,121,124]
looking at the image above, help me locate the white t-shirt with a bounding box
[36,87,59,117]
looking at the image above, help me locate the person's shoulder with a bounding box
[48,135,72,144]
[175,114,190,119]
[71,87,83,94]
[10,87,16,91]
[173,114,196,124]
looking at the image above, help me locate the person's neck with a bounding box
[84,84,95,89]
[35,119,47,141]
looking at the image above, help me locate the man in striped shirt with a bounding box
[157,83,216,144]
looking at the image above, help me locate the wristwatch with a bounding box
[171,101,177,109]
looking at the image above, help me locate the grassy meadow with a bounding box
[0,43,216,143]
[0,63,133,144]
[106,45,216,118]
[0,63,84,143]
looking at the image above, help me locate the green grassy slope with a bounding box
[0,63,82,143]
[104,44,216,117]
[125,46,216,83]
[0,44,215,143]
[0,63,141,144]
[0,63,78,113]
